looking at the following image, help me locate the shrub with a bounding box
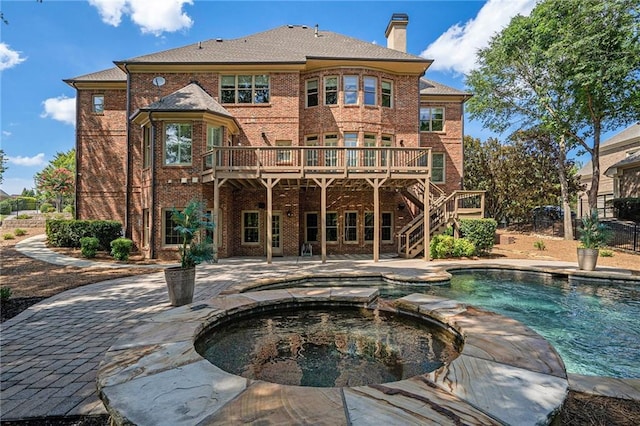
[46,219,122,249]
[14,228,27,236]
[430,235,475,259]
[459,218,498,254]
[610,197,640,222]
[599,249,614,257]
[111,238,133,261]
[80,236,100,258]
[534,240,546,251]
[15,214,32,220]
[40,203,55,213]
[0,287,11,301]
[63,204,74,214]
[16,196,37,210]
[3,233,15,240]
[0,200,12,215]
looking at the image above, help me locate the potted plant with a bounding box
[164,199,215,306]
[577,209,611,271]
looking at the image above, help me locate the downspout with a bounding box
[123,63,131,238]
[71,82,79,219]
[460,101,465,189]
[148,110,156,259]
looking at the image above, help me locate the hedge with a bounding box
[459,218,498,254]
[430,235,475,259]
[46,220,122,250]
[610,198,640,222]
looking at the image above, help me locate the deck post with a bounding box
[213,178,220,259]
[366,178,385,262]
[260,177,280,264]
[423,177,430,261]
[313,177,334,263]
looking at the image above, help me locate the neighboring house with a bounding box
[577,123,640,217]
[65,14,481,262]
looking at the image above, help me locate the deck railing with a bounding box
[202,146,431,179]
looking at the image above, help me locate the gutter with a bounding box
[149,110,156,259]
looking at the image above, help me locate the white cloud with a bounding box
[0,42,27,71]
[41,96,76,125]
[8,153,46,167]
[421,0,537,74]
[2,131,11,137]
[89,0,193,36]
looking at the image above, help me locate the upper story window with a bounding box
[343,76,358,105]
[92,95,104,114]
[364,77,377,106]
[431,152,445,183]
[325,76,338,105]
[381,80,393,107]
[420,107,444,132]
[207,126,223,150]
[164,123,192,166]
[221,75,270,104]
[306,79,319,107]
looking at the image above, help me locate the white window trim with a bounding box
[220,74,270,104]
[364,76,377,106]
[420,107,445,132]
[306,78,319,108]
[343,75,359,105]
[324,76,339,106]
[92,94,104,114]
[164,123,193,166]
[381,80,393,108]
[326,211,339,244]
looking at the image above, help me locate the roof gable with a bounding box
[142,83,231,116]
[420,78,471,99]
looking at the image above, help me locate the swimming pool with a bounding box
[258,271,640,379]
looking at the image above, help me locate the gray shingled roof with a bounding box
[117,25,429,65]
[420,78,471,98]
[578,123,640,177]
[64,66,127,83]
[605,150,640,176]
[134,83,232,117]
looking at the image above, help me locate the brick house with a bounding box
[65,14,481,263]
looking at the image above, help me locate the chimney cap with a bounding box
[385,13,409,37]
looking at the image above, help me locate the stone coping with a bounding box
[97,287,568,425]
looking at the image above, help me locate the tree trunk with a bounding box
[587,123,601,211]
[556,136,574,240]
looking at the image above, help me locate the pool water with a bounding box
[258,272,640,379]
[384,271,640,379]
[195,307,459,387]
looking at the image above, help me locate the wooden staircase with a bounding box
[398,187,485,259]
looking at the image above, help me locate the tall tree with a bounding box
[34,148,75,211]
[466,0,640,212]
[463,135,580,226]
[0,149,7,185]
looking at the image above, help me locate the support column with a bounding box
[366,178,386,262]
[212,178,227,261]
[261,177,280,264]
[423,178,430,261]
[313,177,334,263]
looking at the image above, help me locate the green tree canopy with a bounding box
[35,148,75,211]
[466,0,640,210]
[0,149,7,185]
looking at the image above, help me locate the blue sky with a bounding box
[0,0,613,195]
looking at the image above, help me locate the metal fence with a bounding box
[531,217,640,252]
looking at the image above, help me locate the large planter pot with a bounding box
[164,266,196,306]
[577,248,599,271]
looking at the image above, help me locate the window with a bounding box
[164,210,181,245]
[344,211,358,242]
[206,125,223,168]
[242,211,260,244]
[431,153,445,183]
[324,76,338,105]
[326,212,338,242]
[381,134,392,166]
[344,132,358,167]
[364,134,376,167]
[324,134,338,167]
[142,209,150,247]
[343,76,358,105]
[220,75,270,104]
[305,213,318,242]
[142,125,151,168]
[381,80,393,107]
[306,79,319,107]
[276,140,292,164]
[420,107,444,132]
[305,135,319,166]
[92,95,104,114]
[164,123,192,165]
[364,77,377,106]
[364,212,393,242]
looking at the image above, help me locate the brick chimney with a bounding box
[385,13,409,52]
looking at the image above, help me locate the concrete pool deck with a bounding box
[1,235,639,422]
